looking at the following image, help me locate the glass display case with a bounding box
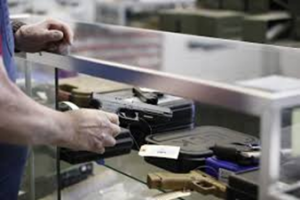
[15,18,300,200]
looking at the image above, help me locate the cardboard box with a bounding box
[182,9,243,38]
[294,17,300,39]
[242,12,291,43]
[158,10,182,33]
[201,0,223,9]
[288,0,300,16]
[248,0,270,13]
[223,0,248,11]
[159,9,243,38]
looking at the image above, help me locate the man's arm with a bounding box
[0,59,120,153]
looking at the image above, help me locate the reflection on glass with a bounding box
[64,21,300,95]
[15,58,58,200]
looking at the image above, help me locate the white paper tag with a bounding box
[139,145,180,160]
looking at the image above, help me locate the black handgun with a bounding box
[90,93,173,125]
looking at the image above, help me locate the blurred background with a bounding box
[8,0,300,47]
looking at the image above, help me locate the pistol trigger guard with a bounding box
[191,181,216,195]
[119,111,139,122]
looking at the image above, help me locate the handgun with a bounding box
[147,170,226,198]
[91,93,173,125]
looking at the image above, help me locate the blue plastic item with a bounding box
[205,157,258,183]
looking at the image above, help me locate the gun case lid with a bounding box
[60,128,133,164]
[144,126,259,172]
[146,126,259,159]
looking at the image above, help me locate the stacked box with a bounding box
[223,0,248,12]
[248,0,270,13]
[242,12,291,43]
[288,0,300,40]
[182,10,243,38]
[158,10,182,33]
[180,11,200,35]
[159,9,243,38]
[295,17,300,39]
[201,0,223,9]
[288,0,300,16]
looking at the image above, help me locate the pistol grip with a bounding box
[147,173,191,191]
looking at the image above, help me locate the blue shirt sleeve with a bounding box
[0,0,16,81]
[0,1,28,200]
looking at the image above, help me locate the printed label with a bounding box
[139,145,180,160]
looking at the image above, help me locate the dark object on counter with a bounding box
[226,169,259,200]
[145,126,259,173]
[60,128,133,164]
[211,143,260,166]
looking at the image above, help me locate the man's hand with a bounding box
[14,19,74,53]
[0,58,121,153]
[58,109,121,154]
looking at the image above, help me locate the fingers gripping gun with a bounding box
[58,86,173,127]
[147,171,226,198]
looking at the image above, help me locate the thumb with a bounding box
[41,30,64,43]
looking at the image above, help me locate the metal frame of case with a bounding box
[19,23,300,200]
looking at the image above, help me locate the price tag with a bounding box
[139,145,180,160]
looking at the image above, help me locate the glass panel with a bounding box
[61,21,300,96]
[15,57,58,200]
[277,107,300,199]
[56,72,261,200]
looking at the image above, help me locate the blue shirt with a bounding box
[0,0,28,199]
[0,0,16,81]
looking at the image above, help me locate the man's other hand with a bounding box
[58,109,121,154]
[15,18,74,53]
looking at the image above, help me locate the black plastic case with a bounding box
[227,170,259,200]
[101,89,196,146]
[145,126,259,173]
[60,128,133,164]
